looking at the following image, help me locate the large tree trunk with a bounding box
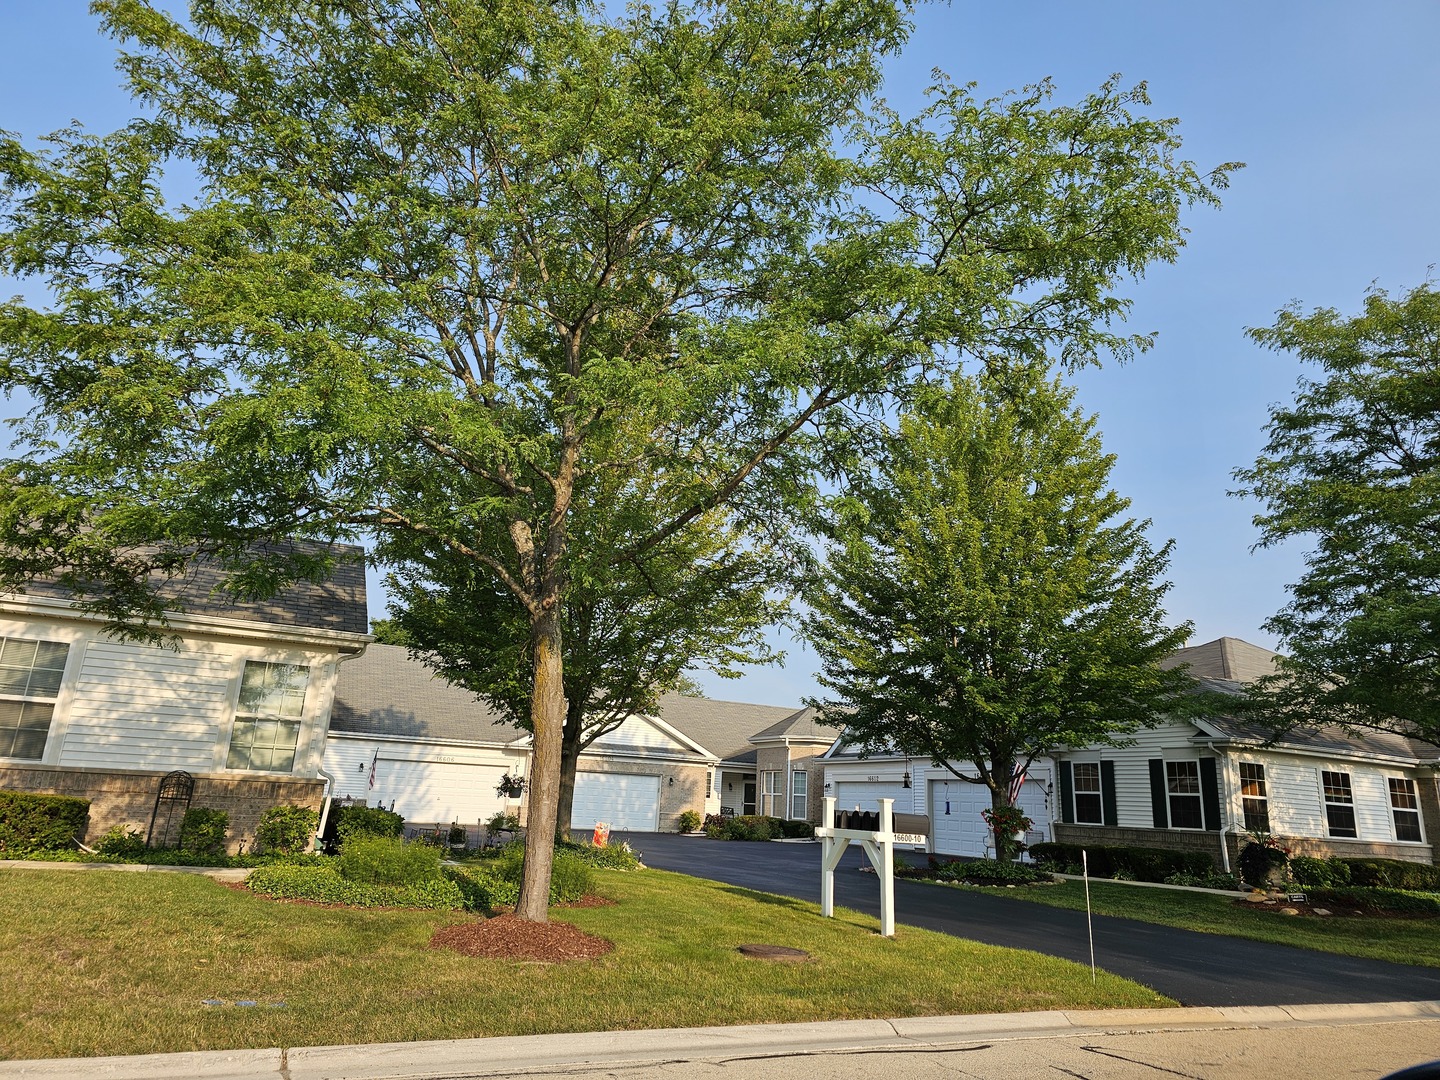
[516,604,566,922]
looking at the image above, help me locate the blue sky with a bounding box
[4,2,1439,706]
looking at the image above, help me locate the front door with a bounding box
[743,782,757,816]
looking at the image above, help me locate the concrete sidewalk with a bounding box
[5,1001,1439,1080]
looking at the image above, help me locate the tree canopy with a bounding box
[0,0,1231,919]
[804,366,1195,855]
[1235,284,1440,744]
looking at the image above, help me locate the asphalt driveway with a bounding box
[615,830,1440,1008]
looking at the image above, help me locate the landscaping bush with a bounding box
[677,810,702,833]
[247,861,468,910]
[94,825,148,859]
[1340,858,1440,892]
[558,838,643,871]
[934,859,1052,886]
[1308,886,1440,918]
[1029,842,1213,883]
[1162,869,1241,890]
[0,791,90,855]
[337,835,441,886]
[1289,855,1351,888]
[1238,839,1289,888]
[703,814,796,841]
[467,844,595,907]
[178,807,229,855]
[333,804,405,844]
[255,805,318,855]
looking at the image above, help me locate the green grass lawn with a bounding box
[966,878,1440,969]
[0,866,1172,1060]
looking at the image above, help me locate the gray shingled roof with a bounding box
[18,542,369,636]
[332,647,809,762]
[1161,636,1279,684]
[331,643,527,745]
[749,705,845,745]
[654,693,798,763]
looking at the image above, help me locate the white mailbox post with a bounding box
[816,794,913,937]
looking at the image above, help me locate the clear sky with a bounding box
[4,1,1439,707]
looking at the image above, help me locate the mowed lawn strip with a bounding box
[0,867,1172,1060]
[964,879,1440,968]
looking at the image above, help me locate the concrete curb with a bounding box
[4,1001,1438,1080]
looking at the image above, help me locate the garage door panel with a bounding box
[379,760,509,826]
[572,772,660,831]
[929,774,1051,858]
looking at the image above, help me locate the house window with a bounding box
[0,636,69,760]
[1389,778,1423,843]
[791,770,807,821]
[1239,762,1270,833]
[1073,762,1103,824]
[760,770,782,816]
[1321,770,1357,838]
[226,661,310,772]
[1166,761,1204,829]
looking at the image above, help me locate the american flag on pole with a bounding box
[367,749,378,790]
[1008,762,1027,805]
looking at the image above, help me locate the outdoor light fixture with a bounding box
[668,776,675,786]
[902,755,912,789]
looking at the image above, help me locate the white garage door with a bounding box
[572,772,661,832]
[377,760,510,826]
[833,781,919,819]
[929,773,1051,858]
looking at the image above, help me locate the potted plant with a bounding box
[447,822,468,850]
[981,803,1033,861]
[495,773,525,799]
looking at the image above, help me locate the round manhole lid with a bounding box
[736,944,810,962]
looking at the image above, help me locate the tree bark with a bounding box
[516,603,565,921]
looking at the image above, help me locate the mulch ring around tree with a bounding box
[431,912,615,962]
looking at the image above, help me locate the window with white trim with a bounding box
[1073,762,1103,824]
[0,636,69,760]
[790,769,807,821]
[1321,770,1357,838]
[1165,760,1204,829]
[226,661,310,772]
[760,770,782,816]
[1239,762,1270,833]
[1389,778,1423,843]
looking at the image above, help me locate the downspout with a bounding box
[314,643,370,851]
[1207,740,1233,875]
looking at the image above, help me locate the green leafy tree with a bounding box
[805,367,1195,858]
[1235,284,1440,743]
[0,0,1230,920]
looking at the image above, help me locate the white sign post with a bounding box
[816,795,903,937]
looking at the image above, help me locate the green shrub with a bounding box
[0,791,90,855]
[247,861,468,910]
[558,838,643,871]
[333,805,404,843]
[705,814,784,841]
[1238,840,1289,887]
[1290,855,1351,888]
[337,835,441,886]
[677,810,702,833]
[1163,869,1242,890]
[94,826,148,859]
[935,859,1052,885]
[178,807,229,855]
[1308,886,1440,917]
[1029,842,1213,883]
[255,805,318,855]
[471,845,595,906]
[1341,858,1440,892]
[775,818,816,839]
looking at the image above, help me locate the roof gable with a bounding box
[1161,636,1279,684]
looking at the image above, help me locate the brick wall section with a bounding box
[0,763,323,853]
[1053,822,1436,869]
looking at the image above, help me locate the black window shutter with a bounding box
[1200,757,1222,832]
[1058,761,1074,824]
[1148,758,1169,829]
[1101,761,1118,827]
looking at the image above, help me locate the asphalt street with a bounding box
[618,831,1440,1007]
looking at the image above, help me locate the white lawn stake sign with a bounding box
[817,795,922,938]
